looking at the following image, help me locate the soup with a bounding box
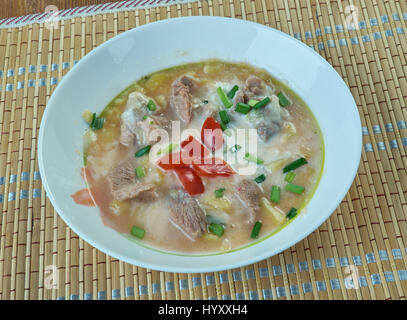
[81,60,324,254]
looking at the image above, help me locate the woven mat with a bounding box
[1,0,407,300]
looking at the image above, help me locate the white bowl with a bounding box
[38,16,361,273]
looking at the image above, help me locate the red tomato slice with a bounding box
[201,117,223,152]
[174,167,205,195]
[158,136,212,170]
[192,158,236,177]
[157,151,188,170]
[180,135,211,161]
[71,188,95,206]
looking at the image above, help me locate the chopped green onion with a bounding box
[230,144,242,153]
[227,85,239,99]
[285,183,305,194]
[142,115,148,120]
[235,102,251,114]
[135,145,151,158]
[220,122,228,131]
[253,97,271,110]
[206,215,225,227]
[147,99,157,111]
[135,166,146,180]
[270,185,280,203]
[130,225,145,239]
[250,221,262,239]
[215,188,226,198]
[95,118,104,129]
[157,143,178,155]
[254,174,266,184]
[284,171,296,183]
[286,208,298,219]
[217,87,233,109]
[90,113,96,126]
[278,92,290,107]
[283,158,308,173]
[203,100,209,104]
[244,152,264,165]
[90,113,105,130]
[219,110,230,124]
[247,99,259,107]
[209,223,225,237]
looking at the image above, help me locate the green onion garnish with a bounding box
[209,223,225,237]
[230,144,242,153]
[135,166,146,179]
[142,115,148,120]
[135,145,151,158]
[95,118,104,129]
[219,110,230,124]
[250,221,262,239]
[157,143,178,155]
[254,174,266,184]
[284,171,296,183]
[286,208,298,219]
[217,87,233,109]
[283,158,308,173]
[147,99,157,111]
[220,122,228,131]
[247,99,259,107]
[90,113,105,130]
[253,97,271,110]
[215,188,226,198]
[285,183,305,194]
[206,215,225,226]
[90,113,96,126]
[270,185,280,203]
[227,85,239,99]
[278,92,290,107]
[244,152,264,165]
[130,225,145,239]
[235,102,251,114]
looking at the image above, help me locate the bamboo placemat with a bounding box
[0,0,407,300]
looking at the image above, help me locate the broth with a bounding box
[82,60,324,253]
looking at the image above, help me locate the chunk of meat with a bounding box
[240,87,290,142]
[233,75,274,106]
[107,159,136,190]
[234,89,245,106]
[236,179,263,224]
[110,183,157,202]
[168,190,207,241]
[120,92,162,147]
[244,75,264,98]
[170,75,195,124]
[257,122,281,142]
[120,121,135,146]
[107,160,157,201]
[124,92,151,122]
